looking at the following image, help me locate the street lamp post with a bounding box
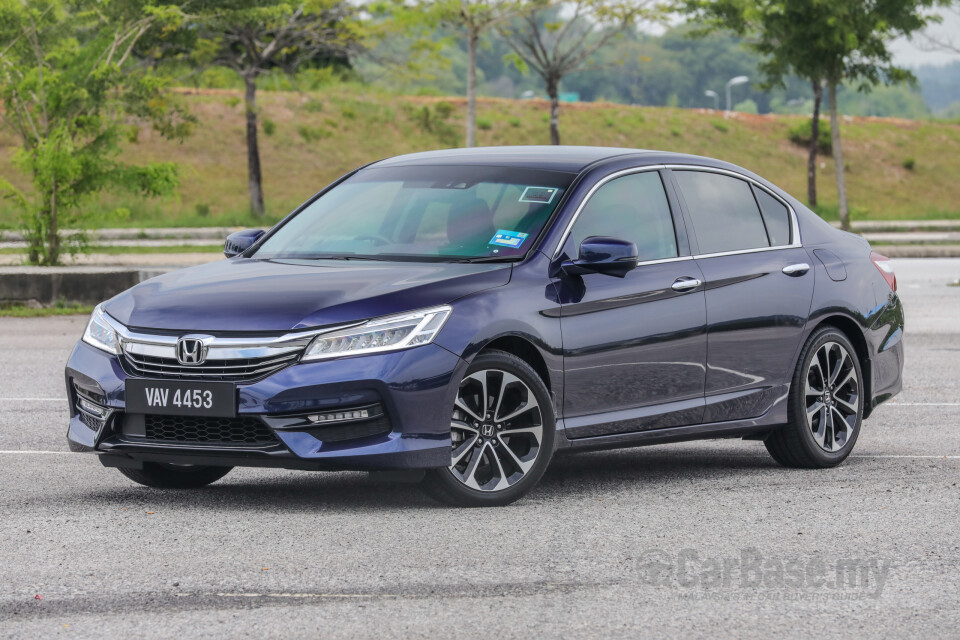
[725,75,750,111]
[704,90,719,110]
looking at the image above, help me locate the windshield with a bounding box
[253,165,575,261]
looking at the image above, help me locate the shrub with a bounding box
[733,98,759,114]
[225,96,241,109]
[787,119,832,154]
[434,101,454,119]
[297,125,331,142]
[670,128,682,137]
[416,106,433,131]
[508,117,522,128]
[302,99,324,113]
[477,118,493,131]
[902,157,916,171]
[195,203,211,218]
[711,120,729,133]
[261,119,276,136]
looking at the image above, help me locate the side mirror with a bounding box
[561,236,638,278]
[224,229,265,258]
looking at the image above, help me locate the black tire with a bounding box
[422,349,556,507]
[765,326,864,468]
[117,462,232,489]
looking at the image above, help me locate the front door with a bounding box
[557,170,708,439]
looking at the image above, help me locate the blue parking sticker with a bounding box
[489,230,529,248]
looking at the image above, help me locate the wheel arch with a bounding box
[476,334,553,394]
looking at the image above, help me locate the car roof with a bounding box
[369,146,733,174]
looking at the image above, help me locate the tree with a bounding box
[0,0,192,265]
[413,0,531,147]
[171,1,359,217]
[499,0,664,145]
[915,2,960,54]
[689,0,945,230]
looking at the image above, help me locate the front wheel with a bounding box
[422,350,556,507]
[118,462,232,488]
[765,327,864,468]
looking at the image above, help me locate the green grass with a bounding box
[2,87,960,228]
[0,244,223,255]
[0,303,94,317]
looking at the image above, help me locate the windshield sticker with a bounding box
[519,186,559,204]
[489,230,529,248]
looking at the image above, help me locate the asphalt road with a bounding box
[1,259,958,639]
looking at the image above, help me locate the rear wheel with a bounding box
[118,462,232,489]
[765,327,864,468]
[422,350,555,507]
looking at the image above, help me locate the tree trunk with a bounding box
[828,82,849,231]
[244,75,265,217]
[547,77,560,145]
[48,195,58,266]
[465,24,478,148]
[807,79,822,208]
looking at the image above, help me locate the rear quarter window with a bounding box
[753,186,792,246]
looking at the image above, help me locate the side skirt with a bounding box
[557,386,789,455]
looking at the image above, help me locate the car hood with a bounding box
[104,258,512,332]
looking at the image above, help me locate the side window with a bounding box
[674,171,770,254]
[570,172,678,262]
[753,186,792,246]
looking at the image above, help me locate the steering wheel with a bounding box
[355,234,393,246]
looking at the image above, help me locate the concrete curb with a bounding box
[0,267,169,307]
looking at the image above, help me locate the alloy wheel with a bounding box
[448,369,544,492]
[804,341,860,452]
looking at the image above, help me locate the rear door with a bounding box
[669,168,814,423]
[558,169,708,438]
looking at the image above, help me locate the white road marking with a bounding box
[886,402,960,407]
[175,592,374,599]
[0,450,72,455]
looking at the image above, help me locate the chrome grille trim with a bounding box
[123,351,301,381]
[82,310,369,382]
[113,320,362,382]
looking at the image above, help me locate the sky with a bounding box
[890,8,960,67]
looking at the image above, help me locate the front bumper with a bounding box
[65,340,465,470]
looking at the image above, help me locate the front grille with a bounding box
[122,351,300,382]
[141,414,278,445]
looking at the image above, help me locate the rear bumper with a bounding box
[65,340,465,470]
[866,292,905,417]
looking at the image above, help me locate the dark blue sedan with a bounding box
[65,147,905,506]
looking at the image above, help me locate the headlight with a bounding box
[302,305,452,361]
[82,305,121,355]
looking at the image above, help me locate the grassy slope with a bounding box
[2,86,959,229]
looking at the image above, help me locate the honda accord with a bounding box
[65,146,904,506]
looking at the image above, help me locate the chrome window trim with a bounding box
[635,255,694,267]
[664,164,803,253]
[552,163,803,261]
[551,165,667,259]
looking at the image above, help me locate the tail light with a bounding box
[871,252,897,292]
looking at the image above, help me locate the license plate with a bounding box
[125,379,236,418]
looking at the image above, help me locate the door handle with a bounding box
[671,277,702,292]
[782,263,811,276]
